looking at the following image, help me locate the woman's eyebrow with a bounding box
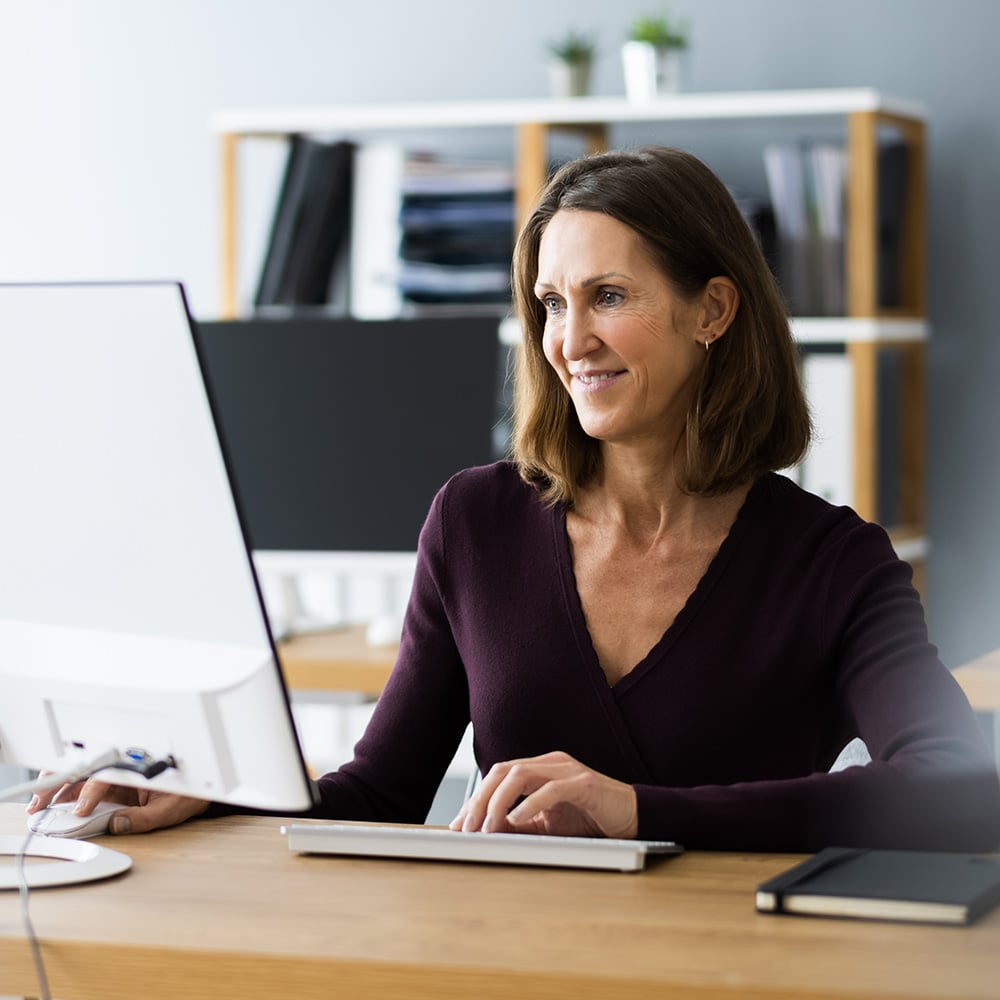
[581,272,631,287]
[534,272,632,292]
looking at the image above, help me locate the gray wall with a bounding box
[1,0,997,667]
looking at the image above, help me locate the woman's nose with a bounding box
[561,308,599,361]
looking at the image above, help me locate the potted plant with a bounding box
[622,10,689,100]
[547,31,596,98]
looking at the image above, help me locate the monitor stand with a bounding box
[0,834,132,889]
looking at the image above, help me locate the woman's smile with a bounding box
[573,369,626,390]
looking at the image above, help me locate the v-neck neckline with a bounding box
[552,475,765,695]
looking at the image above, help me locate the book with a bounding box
[763,141,846,317]
[877,141,910,308]
[763,142,814,315]
[798,349,853,507]
[255,137,355,310]
[764,139,909,316]
[756,847,1000,925]
[805,142,847,316]
[276,138,355,307]
[254,134,312,308]
[349,141,406,319]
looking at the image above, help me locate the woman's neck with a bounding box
[575,443,749,546]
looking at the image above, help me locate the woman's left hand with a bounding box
[449,750,638,840]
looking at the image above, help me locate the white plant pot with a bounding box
[621,40,684,101]
[549,60,592,98]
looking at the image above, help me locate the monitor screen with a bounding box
[193,314,504,555]
[0,282,316,813]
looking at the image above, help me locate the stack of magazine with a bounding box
[395,155,515,310]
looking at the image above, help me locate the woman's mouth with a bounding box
[575,370,625,388]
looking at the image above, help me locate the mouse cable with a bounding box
[5,747,179,999]
[0,746,176,804]
[4,750,123,1000]
[5,747,172,1000]
[16,829,52,1000]
[0,748,125,804]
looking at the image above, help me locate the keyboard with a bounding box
[281,821,682,872]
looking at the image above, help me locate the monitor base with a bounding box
[0,834,132,889]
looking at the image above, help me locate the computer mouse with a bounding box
[26,799,129,839]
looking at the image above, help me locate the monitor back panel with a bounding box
[194,315,504,554]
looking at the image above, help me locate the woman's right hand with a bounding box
[27,776,209,835]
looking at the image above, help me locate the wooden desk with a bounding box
[953,646,1000,770]
[277,626,396,696]
[2,805,998,1000]
[954,647,1000,712]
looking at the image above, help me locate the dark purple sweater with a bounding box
[316,463,1000,851]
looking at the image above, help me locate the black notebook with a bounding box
[756,847,1000,925]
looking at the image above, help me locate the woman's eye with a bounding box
[597,289,623,307]
[541,296,563,314]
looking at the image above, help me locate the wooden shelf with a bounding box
[210,88,926,135]
[791,318,927,344]
[214,88,927,321]
[214,87,928,575]
[501,316,930,347]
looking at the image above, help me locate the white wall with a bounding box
[2,0,999,667]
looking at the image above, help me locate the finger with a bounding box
[27,779,86,813]
[505,775,588,832]
[509,772,639,840]
[72,779,133,815]
[108,794,209,836]
[456,753,577,832]
[461,759,534,832]
[482,761,571,833]
[449,761,509,831]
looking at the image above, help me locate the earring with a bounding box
[704,338,711,353]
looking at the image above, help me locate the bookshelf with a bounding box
[211,87,928,579]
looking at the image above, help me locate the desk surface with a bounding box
[953,647,1000,712]
[277,625,396,696]
[2,805,999,1000]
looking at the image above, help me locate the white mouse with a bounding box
[27,799,129,839]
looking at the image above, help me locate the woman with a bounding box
[33,147,1000,851]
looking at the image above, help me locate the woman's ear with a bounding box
[696,277,740,345]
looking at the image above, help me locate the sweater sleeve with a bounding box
[311,484,472,823]
[634,521,1000,852]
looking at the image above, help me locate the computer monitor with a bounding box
[192,313,504,634]
[0,283,318,875]
[193,314,504,555]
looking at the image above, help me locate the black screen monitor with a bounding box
[193,315,504,556]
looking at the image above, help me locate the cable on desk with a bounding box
[3,747,177,1000]
[16,829,52,1000]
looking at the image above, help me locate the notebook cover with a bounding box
[756,847,1000,925]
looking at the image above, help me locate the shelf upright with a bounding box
[514,121,608,226]
[219,130,240,322]
[844,108,927,550]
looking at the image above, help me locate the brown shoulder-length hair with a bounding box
[510,145,810,507]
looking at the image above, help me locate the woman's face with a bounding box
[536,209,704,450]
